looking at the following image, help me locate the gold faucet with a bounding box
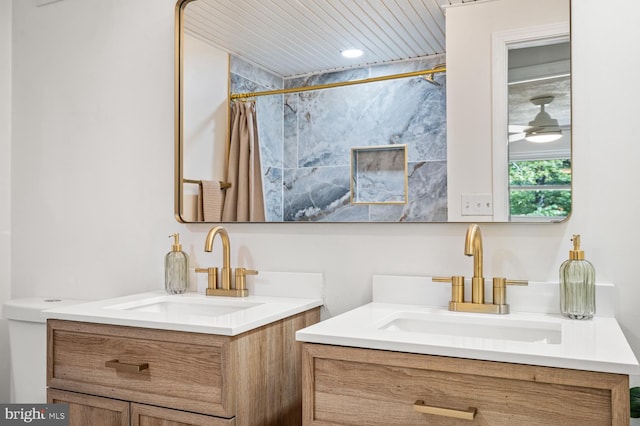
[465,223,484,304]
[434,224,527,314]
[196,226,258,297]
[204,226,232,291]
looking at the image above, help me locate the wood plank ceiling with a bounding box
[184,0,479,77]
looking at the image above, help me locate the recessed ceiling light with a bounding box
[341,49,364,59]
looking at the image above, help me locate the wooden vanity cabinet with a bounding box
[302,343,630,425]
[47,308,319,426]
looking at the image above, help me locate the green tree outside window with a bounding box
[509,159,571,218]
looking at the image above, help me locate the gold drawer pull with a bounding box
[105,359,149,373]
[413,400,477,420]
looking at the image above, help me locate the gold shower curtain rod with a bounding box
[230,65,446,100]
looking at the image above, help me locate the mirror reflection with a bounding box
[508,41,571,221]
[175,0,571,223]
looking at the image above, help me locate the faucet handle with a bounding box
[492,277,528,305]
[196,267,219,292]
[235,268,259,292]
[432,276,465,303]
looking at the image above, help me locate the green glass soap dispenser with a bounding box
[165,233,189,294]
[559,234,595,319]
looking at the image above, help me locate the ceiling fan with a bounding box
[509,95,564,143]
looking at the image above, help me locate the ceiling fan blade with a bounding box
[508,124,530,133]
[509,133,526,142]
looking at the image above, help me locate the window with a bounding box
[509,159,571,220]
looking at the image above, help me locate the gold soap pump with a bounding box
[559,234,595,319]
[165,233,189,294]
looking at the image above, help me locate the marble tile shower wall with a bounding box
[230,55,447,222]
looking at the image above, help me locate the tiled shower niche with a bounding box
[351,145,408,205]
[230,55,447,222]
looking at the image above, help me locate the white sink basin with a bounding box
[43,290,322,336]
[105,296,262,318]
[378,311,562,344]
[296,276,640,375]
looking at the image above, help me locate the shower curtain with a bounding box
[222,100,266,221]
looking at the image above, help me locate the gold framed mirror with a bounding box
[175,0,571,223]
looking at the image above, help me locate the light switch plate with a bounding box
[461,193,493,216]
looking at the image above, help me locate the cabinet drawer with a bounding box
[302,344,629,426]
[48,320,234,418]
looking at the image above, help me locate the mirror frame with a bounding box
[174,0,191,223]
[174,0,572,224]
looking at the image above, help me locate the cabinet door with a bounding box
[131,403,235,426]
[48,388,129,426]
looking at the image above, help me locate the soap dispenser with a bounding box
[165,233,189,294]
[559,234,595,319]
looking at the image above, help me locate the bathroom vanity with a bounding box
[296,276,639,425]
[48,312,318,425]
[44,272,324,426]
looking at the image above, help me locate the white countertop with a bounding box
[296,275,640,375]
[44,271,324,336]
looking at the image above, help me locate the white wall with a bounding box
[0,0,11,405]
[5,0,640,401]
[182,34,228,221]
[11,0,177,301]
